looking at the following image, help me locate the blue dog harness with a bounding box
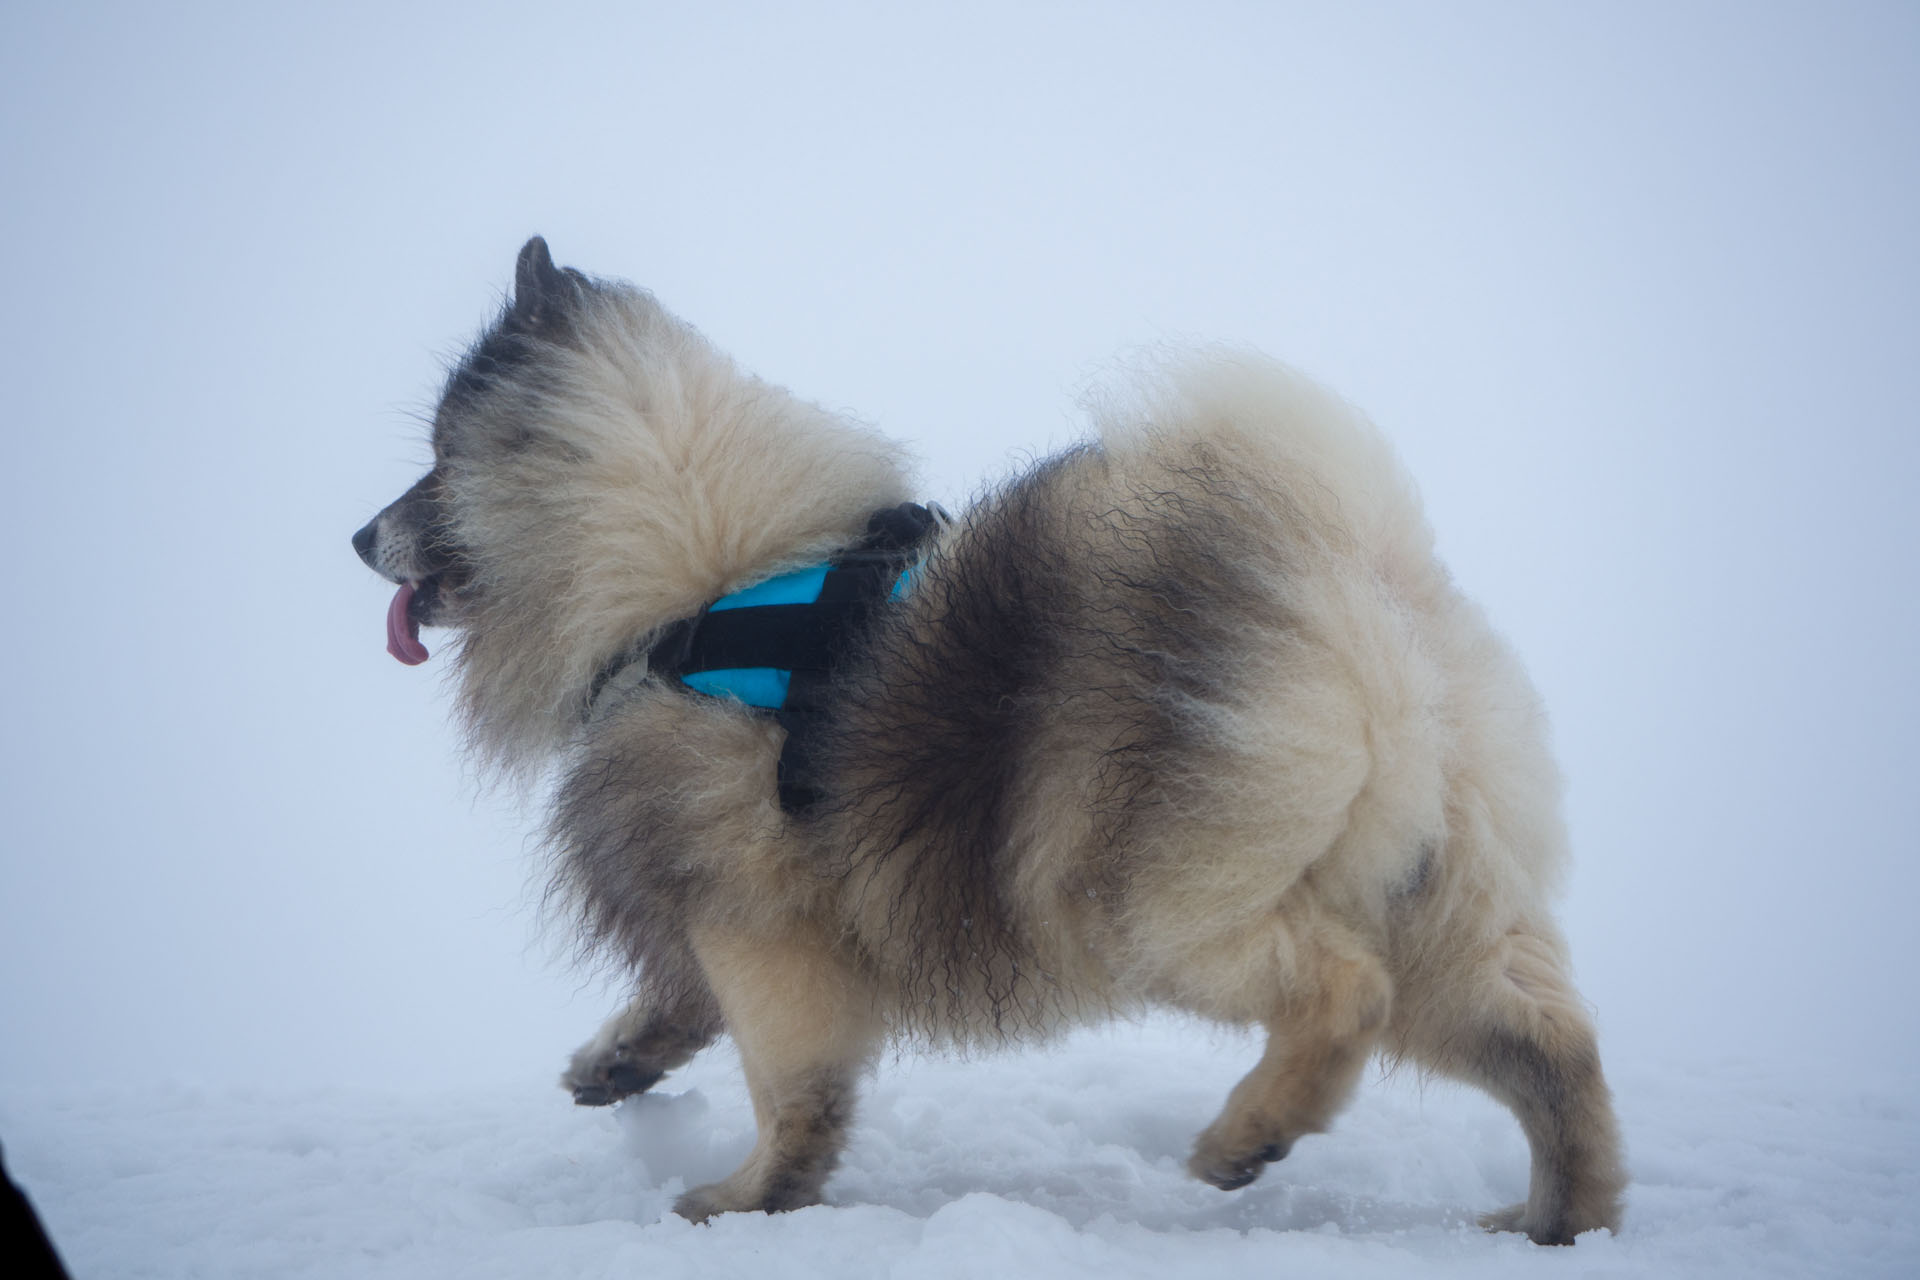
[671,558,921,709]
[592,503,942,812]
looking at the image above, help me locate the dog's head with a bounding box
[352,237,913,767]
[352,236,593,664]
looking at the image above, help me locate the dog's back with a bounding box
[813,357,1540,1044]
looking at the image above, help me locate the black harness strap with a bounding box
[609,503,941,813]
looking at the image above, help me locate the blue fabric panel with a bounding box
[709,566,830,612]
[679,667,792,709]
[890,563,921,600]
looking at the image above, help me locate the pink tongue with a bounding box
[386,582,430,665]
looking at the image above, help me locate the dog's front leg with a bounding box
[673,918,880,1221]
[563,972,723,1106]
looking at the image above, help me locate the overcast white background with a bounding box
[1,0,1914,1129]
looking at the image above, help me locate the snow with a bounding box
[6,1018,1913,1279]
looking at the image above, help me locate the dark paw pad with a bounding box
[1193,1137,1294,1191]
[1211,1165,1263,1191]
[571,1062,664,1106]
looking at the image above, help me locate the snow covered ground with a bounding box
[7,1017,1913,1279]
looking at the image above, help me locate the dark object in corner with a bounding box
[1,1142,71,1280]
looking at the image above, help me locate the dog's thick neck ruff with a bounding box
[590,502,945,811]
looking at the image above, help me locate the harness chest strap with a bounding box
[592,503,943,812]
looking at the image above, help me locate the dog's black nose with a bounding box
[352,519,379,568]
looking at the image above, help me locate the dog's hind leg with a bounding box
[564,972,723,1106]
[1188,913,1393,1192]
[673,918,880,1222]
[1395,925,1626,1245]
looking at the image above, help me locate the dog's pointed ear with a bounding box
[510,236,576,329]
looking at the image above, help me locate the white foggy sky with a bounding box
[0,1,1914,1095]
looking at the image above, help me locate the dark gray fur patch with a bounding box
[1393,842,1438,900]
[757,1068,860,1212]
[546,722,721,1029]
[433,241,603,459]
[810,446,1295,1038]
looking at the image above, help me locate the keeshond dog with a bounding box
[353,238,1624,1243]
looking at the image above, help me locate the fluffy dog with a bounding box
[353,238,1624,1242]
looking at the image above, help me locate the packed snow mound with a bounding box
[3,1019,1913,1279]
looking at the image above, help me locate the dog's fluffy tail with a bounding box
[1088,350,1435,574]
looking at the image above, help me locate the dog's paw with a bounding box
[1188,1136,1292,1191]
[673,1179,816,1223]
[1478,1202,1576,1246]
[561,1041,665,1107]
[671,1185,731,1224]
